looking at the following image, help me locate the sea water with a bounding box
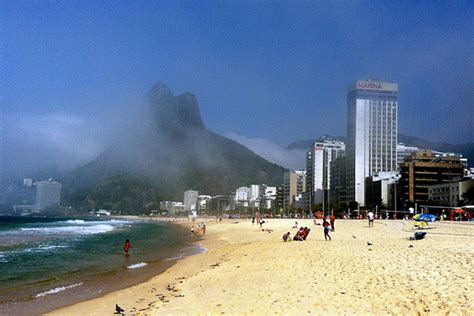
[0,216,200,314]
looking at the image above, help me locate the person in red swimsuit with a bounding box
[123,239,131,255]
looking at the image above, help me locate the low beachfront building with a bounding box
[399,150,464,207]
[428,179,474,207]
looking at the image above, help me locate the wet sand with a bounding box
[48,219,473,315]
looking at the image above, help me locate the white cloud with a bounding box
[224,132,305,170]
[16,111,104,166]
[0,111,122,181]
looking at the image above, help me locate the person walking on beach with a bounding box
[323,218,331,241]
[191,225,195,235]
[123,239,131,255]
[202,224,206,235]
[329,214,336,231]
[368,211,375,227]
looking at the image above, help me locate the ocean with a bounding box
[0,216,202,314]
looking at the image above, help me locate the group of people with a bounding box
[283,219,336,242]
[191,222,207,235]
[252,217,266,228]
[293,227,311,241]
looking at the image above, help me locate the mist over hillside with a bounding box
[60,82,286,211]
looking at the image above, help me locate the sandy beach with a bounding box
[48,218,473,315]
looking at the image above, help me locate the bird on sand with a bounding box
[367,242,373,246]
[115,304,125,314]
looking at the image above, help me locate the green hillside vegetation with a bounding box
[66,175,164,214]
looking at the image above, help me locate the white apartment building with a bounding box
[197,195,211,212]
[35,179,62,210]
[306,139,345,206]
[259,185,276,210]
[184,190,198,211]
[249,184,260,208]
[235,187,250,207]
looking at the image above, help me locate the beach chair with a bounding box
[302,228,310,240]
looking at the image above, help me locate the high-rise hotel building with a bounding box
[346,79,398,206]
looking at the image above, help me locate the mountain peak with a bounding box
[148,81,206,136]
[148,81,174,102]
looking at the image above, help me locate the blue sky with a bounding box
[0,1,473,176]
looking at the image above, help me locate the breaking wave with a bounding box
[35,282,83,298]
[20,224,115,235]
[127,262,147,269]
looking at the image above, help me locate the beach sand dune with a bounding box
[48,219,473,315]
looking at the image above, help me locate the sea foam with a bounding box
[20,224,115,235]
[35,282,83,298]
[127,262,147,269]
[65,219,86,224]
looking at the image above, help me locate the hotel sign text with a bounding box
[357,81,383,90]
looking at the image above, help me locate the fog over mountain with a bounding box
[56,82,286,207]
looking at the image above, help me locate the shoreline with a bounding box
[46,217,225,315]
[48,218,473,315]
[0,218,202,315]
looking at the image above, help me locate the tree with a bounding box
[462,187,474,204]
[348,201,359,211]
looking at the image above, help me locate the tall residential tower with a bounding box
[306,139,345,208]
[346,79,398,206]
[283,170,306,210]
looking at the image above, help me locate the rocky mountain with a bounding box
[285,134,474,163]
[62,82,286,212]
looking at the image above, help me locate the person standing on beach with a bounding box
[368,211,375,227]
[191,226,195,235]
[323,218,331,241]
[202,224,206,235]
[123,239,131,255]
[329,214,336,231]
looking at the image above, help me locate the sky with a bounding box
[0,1,473,178]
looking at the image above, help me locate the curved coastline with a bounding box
[47,218,473,315]
[0,217,204,315]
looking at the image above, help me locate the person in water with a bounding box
[123,239,131,255]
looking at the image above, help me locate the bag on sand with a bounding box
[410,232,426,240]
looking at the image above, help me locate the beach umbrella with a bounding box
[454,209,465,213]
[413,213,436,222]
